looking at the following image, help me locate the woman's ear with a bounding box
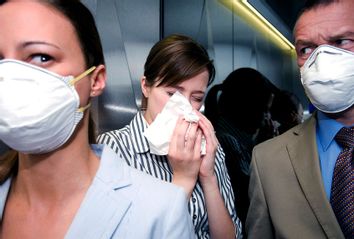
[90,64,106,97]
[141,76,150,98]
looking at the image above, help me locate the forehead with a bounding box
[159,70,209,91]
[0,1,76,42]
[294,1,354,43]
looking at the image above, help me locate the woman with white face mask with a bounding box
[0,1,195,238]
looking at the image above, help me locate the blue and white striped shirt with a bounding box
[97,111,242,239]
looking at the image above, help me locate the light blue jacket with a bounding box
[0,145,196,239]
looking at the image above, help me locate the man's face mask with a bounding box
[300,45,354,113]
[0,59,96,154]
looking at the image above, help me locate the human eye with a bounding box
[296,46,314,60]
[163,86,177,97]
[333,38,354,49]
[28,53,54,66]
[192,96,203,103]
[192,94,204,103]
[166,91,176,97]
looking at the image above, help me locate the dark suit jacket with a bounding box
[246,114,344,239]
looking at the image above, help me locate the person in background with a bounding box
[271,89,304,135]
[204,67,279,237]
[246,0,354,238]
[0,1,195,238]
[98,34,242,239]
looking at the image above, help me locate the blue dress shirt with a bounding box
[316,111,348,200]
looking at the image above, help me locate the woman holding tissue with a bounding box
[98,34,241,239]
[0,2,195,238]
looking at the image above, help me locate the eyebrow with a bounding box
[173,85,205,95]
[296,31,354,47]
[21,41,61,50]
[295,39,312,48]
[327,31,354,41]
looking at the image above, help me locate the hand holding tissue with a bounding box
[144,91,206,155]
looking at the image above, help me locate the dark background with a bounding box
[265,0,307,30]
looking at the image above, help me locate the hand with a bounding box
[195,111,218,182]
[168,117,203,197]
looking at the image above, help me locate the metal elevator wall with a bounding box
[82,0,161,134]
[82,0,305,136]
[0,0,305,154]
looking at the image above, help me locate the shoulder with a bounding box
[252,126,298,163]
[254,129,295,154]
[98,124,132,142]
[255,116,313,150]
[117,161,192,235]
[121,167,194,238]
[98,145,187,208]
[252,117,315,167]
[97,124,134,156]
[97,113,146,147]
[127,163,186,197]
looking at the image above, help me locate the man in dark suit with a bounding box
[246,0,354,238]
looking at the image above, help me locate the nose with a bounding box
[180,92,191,102]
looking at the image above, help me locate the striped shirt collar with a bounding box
[129,111,151,154]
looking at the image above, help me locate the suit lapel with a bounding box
[287,114,344,238]
[65,146,133,239]
[0,177,11,219]
[65,181,132,239]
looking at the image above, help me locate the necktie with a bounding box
[330,127,354,238]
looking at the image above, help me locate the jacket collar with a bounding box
[65,145,132,238]
[0,177,11,219]
[0,145,134,239]
[287,113,344,238]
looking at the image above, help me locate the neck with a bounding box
[11,123,99,206]
[326,106,354,126]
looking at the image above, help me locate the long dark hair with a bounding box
[204,67,278,134]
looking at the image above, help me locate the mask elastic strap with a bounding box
[78,102,92,113]
[69,66,96,86]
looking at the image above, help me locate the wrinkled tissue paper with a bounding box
[144,91,206,155]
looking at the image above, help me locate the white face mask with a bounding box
[0,59,96,154]
[300,45,354,113]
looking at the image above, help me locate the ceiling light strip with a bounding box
[221,0,295,51]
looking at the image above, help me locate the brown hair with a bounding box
[141,34,215,109]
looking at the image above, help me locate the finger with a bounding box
[196,113,217,139]
[193,129,202,159]
[197,118,218,146]
[184,122,199,151]
[170,117,190,150]
[196,111,214,129]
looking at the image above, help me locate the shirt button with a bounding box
[192,197,196,203]
[193,214,197,219]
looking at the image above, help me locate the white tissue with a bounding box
[144,91,206,155]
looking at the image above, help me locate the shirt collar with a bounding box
[317,111,344,151]
[129,111,151,154]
